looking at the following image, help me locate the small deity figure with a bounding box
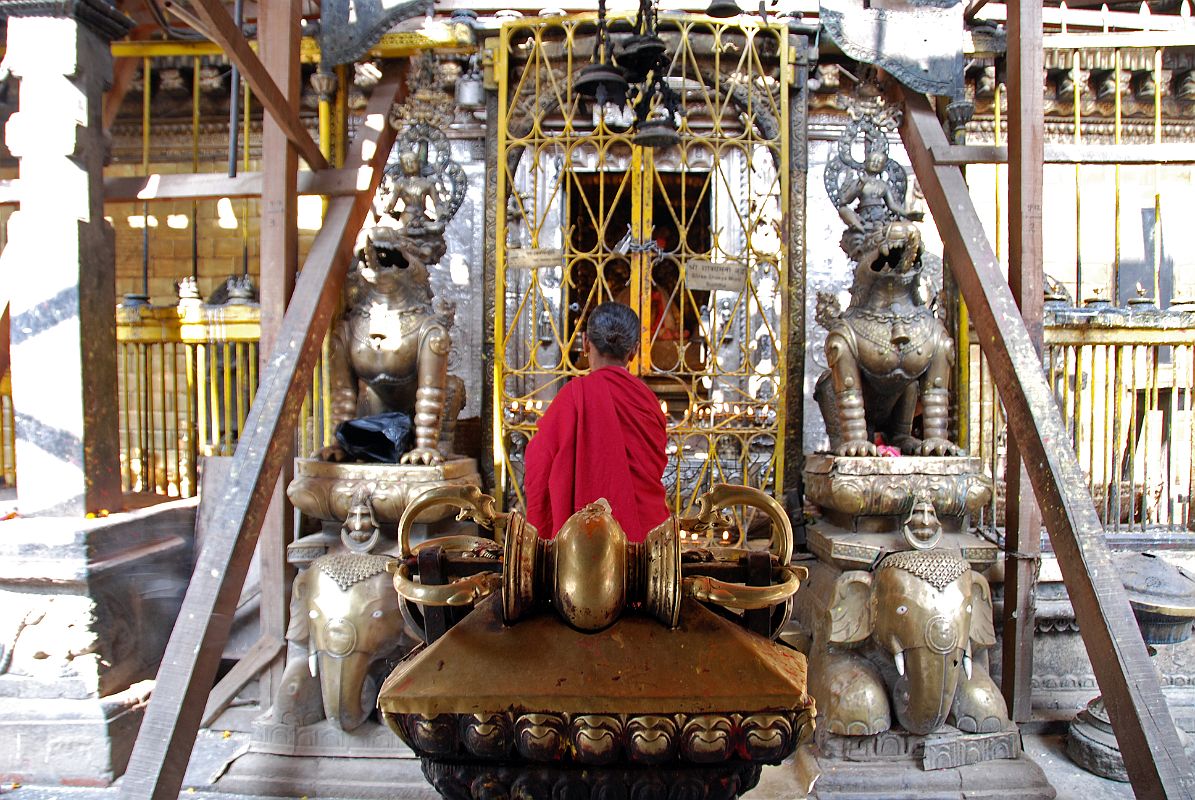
[376,151,447,236]
[834,149,923,262]
[836,150,922,234]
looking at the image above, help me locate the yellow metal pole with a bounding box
[1153,46,1163,303]
[335,65,348,168]
[192,56,201,281]
[1114,48,1122,304]
[141,56,152,298]
[631,144,648,375]
[242,79,251,276]
[1072,49,1083,300]
[774,20,790,499]
[493,28,511,507]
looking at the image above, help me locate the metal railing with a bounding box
[0,296,335,497]
[117,300,261,496]
[968,305,1195,534]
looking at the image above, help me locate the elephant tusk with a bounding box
[963,651,973,680]
[894,650,905,677]
[308,650,319,679]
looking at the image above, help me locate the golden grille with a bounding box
[493,14,793,524]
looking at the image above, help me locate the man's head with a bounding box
[584,302,641,367]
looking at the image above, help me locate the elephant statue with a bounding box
[808,548,1009,736]
[268,551,406,731]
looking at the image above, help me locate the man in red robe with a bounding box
[523,302,669,543]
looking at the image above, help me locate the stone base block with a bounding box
[251,718,412,758]
[1066,698,1195,782]
[216,751,435,799]
[0,681,151,786]
[796,745,1056,799]
[816,725,1021,771]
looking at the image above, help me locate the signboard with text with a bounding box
[686,259,747,293]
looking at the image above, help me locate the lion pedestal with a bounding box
[790,86,1054,799]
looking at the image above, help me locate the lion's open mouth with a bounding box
[372,244,411,270]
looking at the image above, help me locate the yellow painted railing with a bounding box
[0,373,13,489]
[111,300,332,498]
[968,308,1195,533]
[116,301,261,496]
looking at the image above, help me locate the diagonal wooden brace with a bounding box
[187,0,329,171]
[898,85,1194,799]
[118,66,402,800]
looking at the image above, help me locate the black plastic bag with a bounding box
[335,412,415,463]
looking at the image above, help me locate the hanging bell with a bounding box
[455,64,485,109]
[616,34,668,83]
[633,117,681,149]
[573,62,629,106]
[706,0,741,17]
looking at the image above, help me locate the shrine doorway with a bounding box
[488,13,807,524]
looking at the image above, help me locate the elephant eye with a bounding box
[372,610,384,619]
[308,610,319,620]
[896,605,908,615]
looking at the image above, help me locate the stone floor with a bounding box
[0,729,1136,800]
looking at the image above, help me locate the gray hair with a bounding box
[585,302,641,361]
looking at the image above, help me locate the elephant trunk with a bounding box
[318,650,375,731]
[892,647,963,735]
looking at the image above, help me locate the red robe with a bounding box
[523,366,669,543]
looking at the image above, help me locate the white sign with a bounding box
[507,247,563,270]
[686,259,747,293]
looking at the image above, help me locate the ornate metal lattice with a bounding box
[493,14,793,524]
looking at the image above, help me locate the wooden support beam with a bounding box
[963,0,991,22]
[201,634,285,727]
[932,143,1195,165]
[103,55,140,132]
[1043,31,1195,49]
[255,0,302,712]
[898,85,1195,800]
[973,2,1195,31]
[118,67,401,800]
[187,0,328,171]
[1002,0,1045,725]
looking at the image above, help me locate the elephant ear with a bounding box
[826,571,874,644]
[968,571,996,648]
[285,571,310,643]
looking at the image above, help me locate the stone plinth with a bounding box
[796,743,1055,799]
[287,456,482,526]
[216,717,428,798]
[0,501,194,785]
[989,550,1195,733]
